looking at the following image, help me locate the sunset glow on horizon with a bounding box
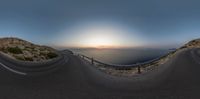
[0,0,200,49]
[57,21,144,49]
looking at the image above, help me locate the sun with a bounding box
[79,27,121,48]
[62,22,136,48]
[86,35,115,48]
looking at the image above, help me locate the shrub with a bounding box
[15,56,25,61]
[7,47,23,54]
[1,47,8,53]
[24,57,33,61]
[47,52,58,59]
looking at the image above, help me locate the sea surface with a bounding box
[71,48,170,65]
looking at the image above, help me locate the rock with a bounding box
[17,45,25,50]
[23,51,33,58]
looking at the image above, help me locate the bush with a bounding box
[7,47,23,54]
[1,47,8,53]
[24,57,33,61]
[47,52,58,59]
[15,56,25,61]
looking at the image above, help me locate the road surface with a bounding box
[0,48,199,99]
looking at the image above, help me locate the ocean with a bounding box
[71,48,170,65]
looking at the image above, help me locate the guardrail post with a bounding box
[82,55,84,59]
[91,57,94,65]
[137,65,141,74]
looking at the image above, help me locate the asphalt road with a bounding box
[0,49,200,99]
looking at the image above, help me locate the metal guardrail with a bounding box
[76,50,177,74]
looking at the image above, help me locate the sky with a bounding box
[0,0,200,49]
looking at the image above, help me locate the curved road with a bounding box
[0,49,200,99]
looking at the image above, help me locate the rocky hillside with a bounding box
[182,39,200,48]
[181,39,200,49]
[0,37,58,61]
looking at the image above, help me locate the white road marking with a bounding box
[0,62,27,75]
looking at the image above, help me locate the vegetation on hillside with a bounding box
[0,37,58,61]
[7,47,23,54]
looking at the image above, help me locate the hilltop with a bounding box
[181,39,200,48]
[0,37,58,62]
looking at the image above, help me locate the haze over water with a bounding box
[71,48,170,65]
